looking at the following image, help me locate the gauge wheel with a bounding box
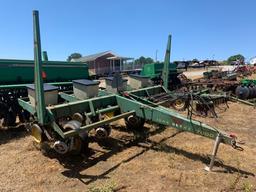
[125,115,145,130]
[172,98,187,111]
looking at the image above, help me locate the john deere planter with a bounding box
[17,10,242,172]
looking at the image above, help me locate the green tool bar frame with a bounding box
[18,91,235,146]
[115,95,234,145]
[64,111,135,137]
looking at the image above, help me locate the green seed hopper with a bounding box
[18,10,242,172]
[0,59,88,85]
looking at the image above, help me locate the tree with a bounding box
[135,56,154,65]
[227,54,245,65]
[220,60,228,65]
[67,53,82,61]
[145,57,154,64]
[192,58,199,63]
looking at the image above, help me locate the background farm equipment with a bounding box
[235,85,256,100]
[0,42,88,127]
[234,65,252,77]
[134,35,181,90]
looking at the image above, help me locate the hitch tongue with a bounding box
[230,133,244,151]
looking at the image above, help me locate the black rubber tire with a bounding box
[0,102,16,126]
[4,111,16,126]
[125,115,145,130]
[18,110,31,123]
[0,102,8,119]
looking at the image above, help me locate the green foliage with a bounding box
[229,175,240,191]
[243,182,254,192]
[67,52,82,61]
[220,60,229,65]
[227,54,245,65]
[192,58,199,63]
[88,181,117,192]
[135,56,154,65]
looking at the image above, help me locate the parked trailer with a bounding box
[18,11,242,173]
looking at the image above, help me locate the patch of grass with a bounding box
[229,173,241,191]
[168,155,175,168]
[242,182,254,192]
[88,181,117,192]
[226,159,243,191]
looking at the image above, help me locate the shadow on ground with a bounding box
[0,125,27,145]
[42,125,255,185]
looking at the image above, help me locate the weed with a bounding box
[88,181,117,192]
[242,182,253,192]
[229,173,241,191]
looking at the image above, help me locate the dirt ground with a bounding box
[182,65,236,80]
[0,101,255,192]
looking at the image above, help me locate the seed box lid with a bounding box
[129,74,150,79]
[105,77,128,82]
[73,79,100,86]
[27,83,59,92]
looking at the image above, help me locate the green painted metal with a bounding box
[59,89,112,102]
[48,94,117,119]
[19,90,236,145]
[116,94,235,145]
[140,62,178,78]
[126,86,173,106]
[230,96,255,106]
[18,98,36,115]
[141,63,163,78]
[18,95,120,139]
[139,35,179,90]
[64,111,135,138]
[51,121,65,139]
[0,59,89,85]
[33,10,46,125]
[55,84,236,146]
[59,92,78,102]
[241,79,256,86]
[162,34,171,89]
[0,81,73,89]
[42,51,48,61]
